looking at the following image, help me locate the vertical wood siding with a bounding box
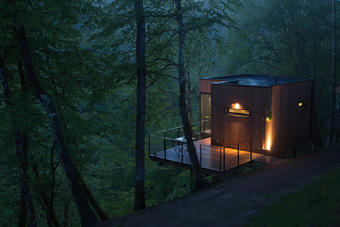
[210,80,312,156]
[211,84,270,152]
[199,79,221,93]
[272,81,313,155]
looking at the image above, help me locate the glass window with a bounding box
[200,94,211,120]
[225,103,250,117]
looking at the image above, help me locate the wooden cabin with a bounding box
[200,74,313,157]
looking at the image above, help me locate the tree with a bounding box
[326,0,337,148]
[224,0,338,148]
[134,0,147,210]
[0,57,37,227]
[7,1,109,225]
[173,0,203,191]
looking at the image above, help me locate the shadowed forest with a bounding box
[0,0,339,226]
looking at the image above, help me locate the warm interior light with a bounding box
[265,133,271,151]
[263,113,272,151]
[233,103,241,109]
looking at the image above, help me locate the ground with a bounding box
[101,149,340,227]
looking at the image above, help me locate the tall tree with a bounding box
[8,0,106,221]
[326,0,337,148]
[134,0,147,210]
[173,0,203,191]
[0,58,37,227]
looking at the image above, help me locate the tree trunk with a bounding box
[77,171,109,221]
[326,0,337,148]
[18,194,27,227]
[31,153,61,227]
[0,58,37,227]
[174,0,203,191]
[16,131,37,227]
[49,141,58,227]
[63,201,70,227]
[187,71,192,125]
[16,24,100,227]
[134,0,146,211]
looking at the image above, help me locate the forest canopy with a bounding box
[0,0,339,226]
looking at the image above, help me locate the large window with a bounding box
[225,103,250,118]
[200,94,211,121]
[200,94,211,135]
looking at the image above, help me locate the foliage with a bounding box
[223,0,340,141]
[0,0,237,225]
[2,0,337,225]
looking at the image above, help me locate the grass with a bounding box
[248,168,340,227]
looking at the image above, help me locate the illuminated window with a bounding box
[200,94,211,120]
[225,103,250,117]
[297,101,305,110]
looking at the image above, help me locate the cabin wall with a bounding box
[271,81,313,155]
[211,84,271,152]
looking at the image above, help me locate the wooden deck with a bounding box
[150,138,264,172]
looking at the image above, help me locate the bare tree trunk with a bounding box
[49,141,58,227]
[326,0,337,148]
[77,171,108,221]
[174,0,203,191]
[16,24,100,227]
[187,71,192,125]
[63,201,70,227]
[18,194,27,227]
[16,132,37,227]
[134,0,146,210]
[0,58,37,227]
[31,150,61,227]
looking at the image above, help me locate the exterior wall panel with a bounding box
[200,79,221,93]
[211,84,270,153]
[273,81,312,155]
[207,77,313,157]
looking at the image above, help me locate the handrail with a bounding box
[232,138,252,147]
[149,129,253,173]
[235,138,253,167]
[154,119,211,134]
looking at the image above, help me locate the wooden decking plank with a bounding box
[150,137,264,172]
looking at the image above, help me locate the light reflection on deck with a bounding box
[150,138,264,172]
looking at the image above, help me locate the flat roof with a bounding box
[201,74,313,87]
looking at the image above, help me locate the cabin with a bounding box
[200,74,313,157]
[149,74,313,173]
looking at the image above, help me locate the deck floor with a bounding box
[150,138,264,172]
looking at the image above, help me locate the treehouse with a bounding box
[201,74,313,157]
[149,74,313,173]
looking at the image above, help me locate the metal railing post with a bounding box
[223,148,226,172]
[163,132,167,160]
[181,142,184,164]
[203,120,206,136]
[237,144,240,167]
[250,140,252,161]
[219,148,222,172]
[200,144,202,168]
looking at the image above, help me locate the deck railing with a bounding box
[151,119,211,142]
[149,121,253,172]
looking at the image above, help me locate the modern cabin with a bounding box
[200,74,314,157]
[149,74,313,173]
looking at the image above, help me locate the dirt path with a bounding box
[102,150,340,227]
